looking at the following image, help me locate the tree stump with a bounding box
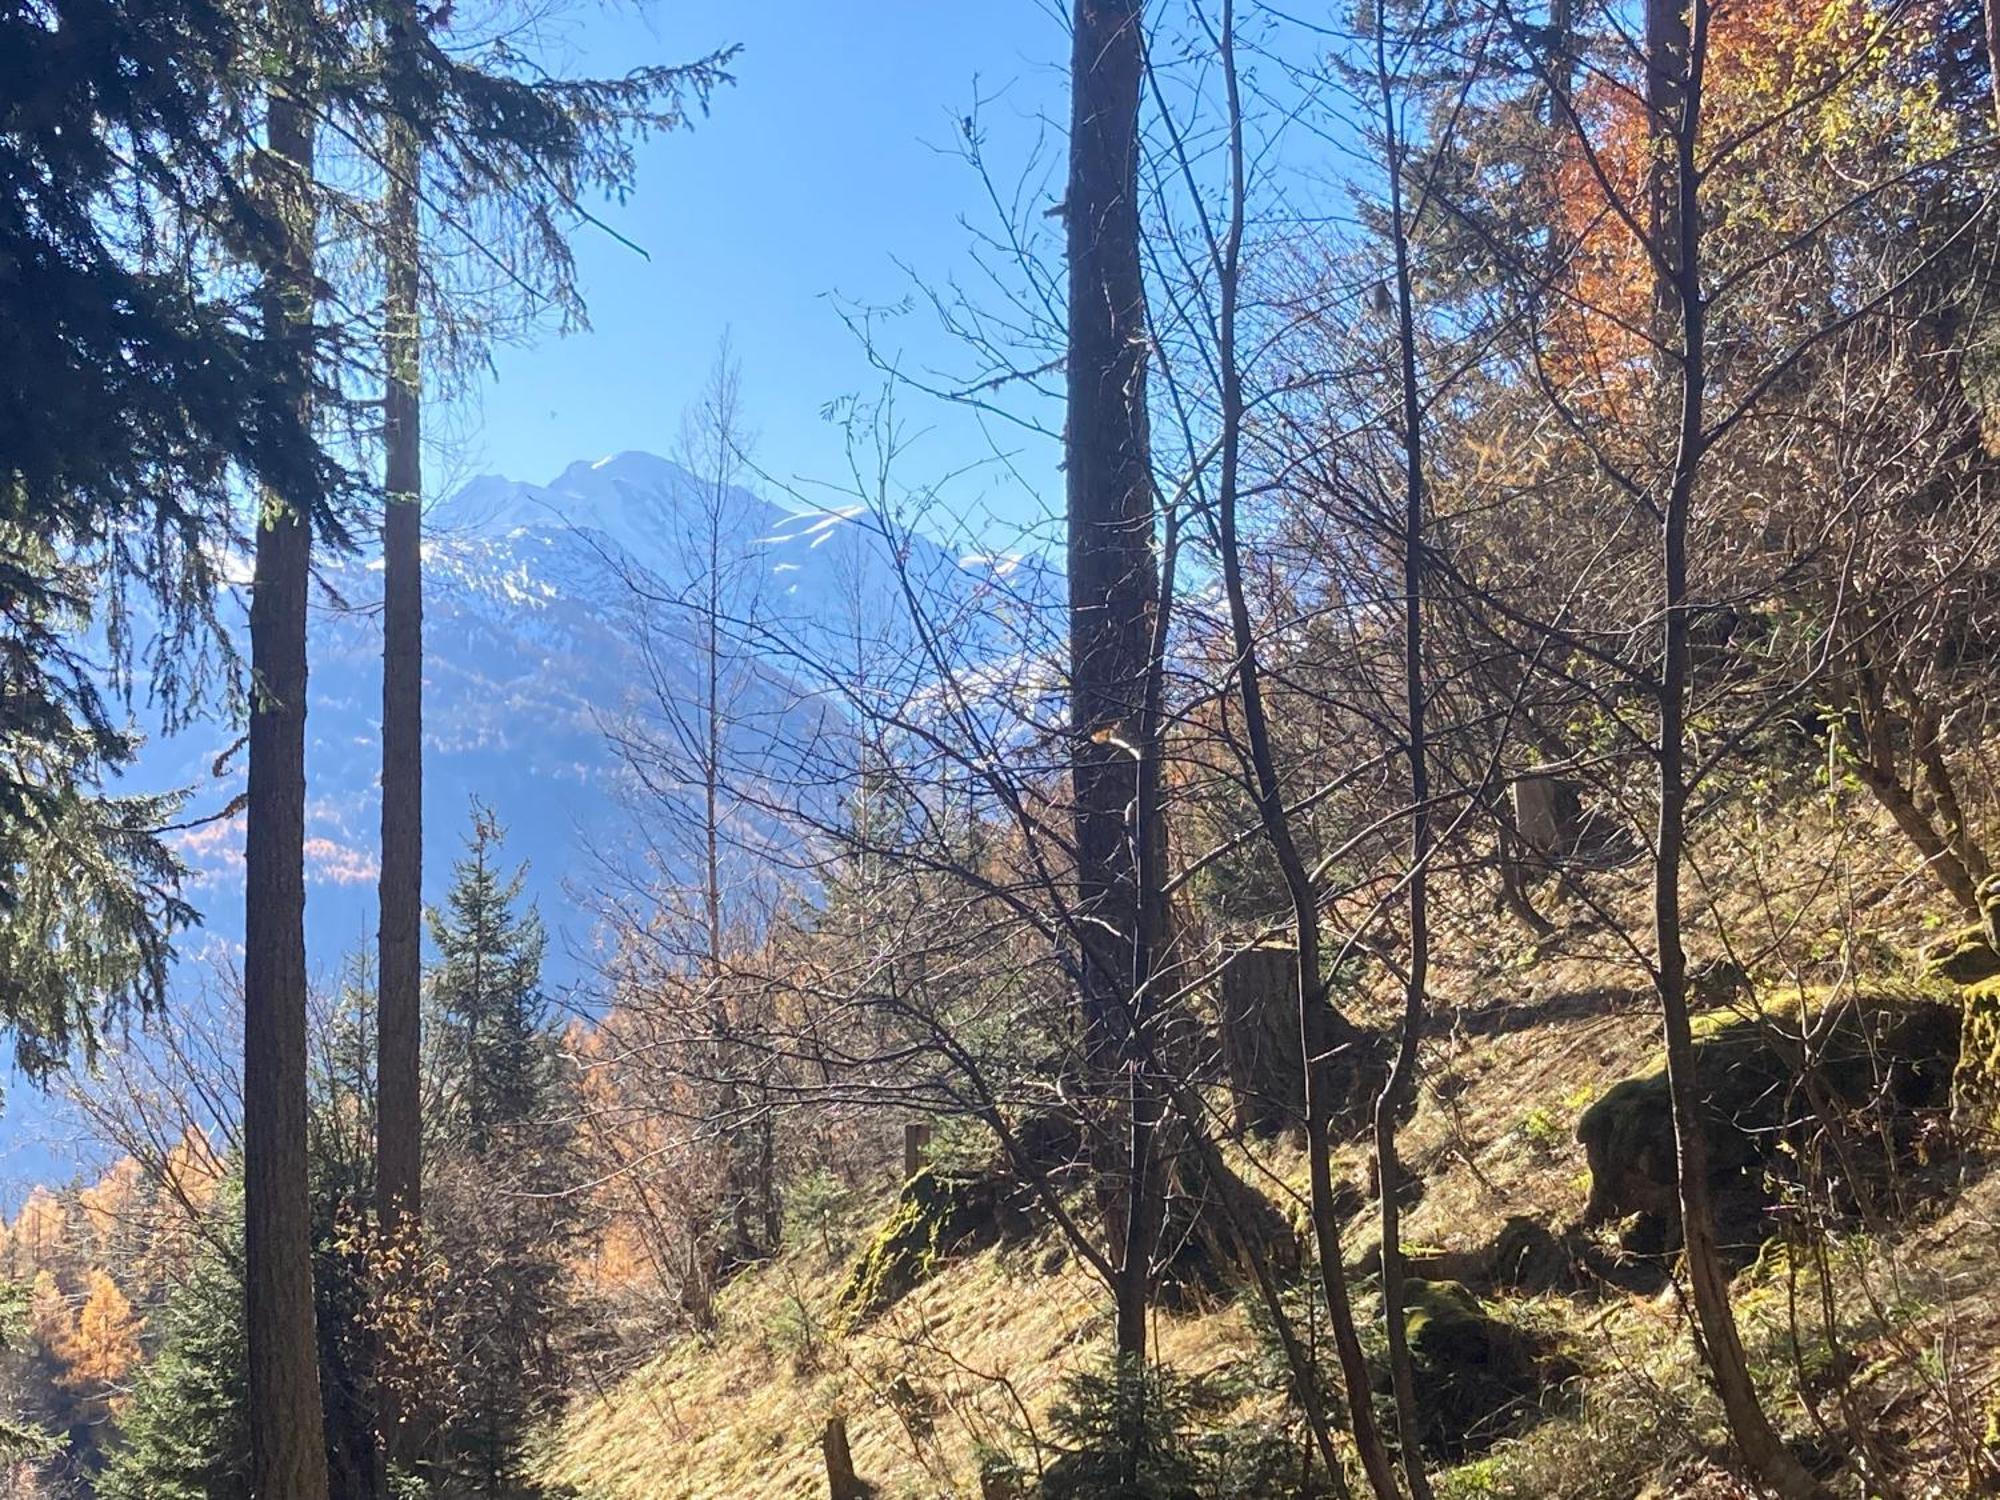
[822,1414,873,1499]
[901,1121,933,1179]
[1218,943,1309,1137]
[1511,773,1563,854]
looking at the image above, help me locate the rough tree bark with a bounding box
[244,18,332,1496]
[821,1415,871,1500]
[1065,0,1168,1367]
[376,0,426,1472]
[1987,0,2000,124]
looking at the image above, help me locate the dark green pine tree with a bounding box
[423,803,576,1496]
[94,1169,379,1500]
[0,0,349,1100]
[97,1201,249,1500]
[428,803,554,1152]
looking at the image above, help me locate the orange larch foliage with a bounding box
[77,1157,142,1252]
[1548,0,1951,404]
[162,1125,225,1216]
[60,1269,142,1392]
[6,1189,69,1277]
[25,1269,72,1355]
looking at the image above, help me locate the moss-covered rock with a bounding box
[1482,1215,1578,1293]
[1575,991,1960,1250]
[835,1168,1028,1327]
[1395,1279,1559,1458]
[1924,926,2000,986]
[1956,974,2000,1123]
[1935,876,2000,1119]
[1350,1216,1580,1296]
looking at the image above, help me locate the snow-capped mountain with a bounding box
[0,452,1065,1189]
[150,450,1057,994]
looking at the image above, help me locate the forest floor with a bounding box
[535,801,2000,1499]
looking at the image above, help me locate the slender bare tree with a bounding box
[1641,1,1824,1491]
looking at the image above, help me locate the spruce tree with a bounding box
[0,0,345,1096]
[423,804,574,1494]
[97,1213,248,1500]
[428,804,554,1150]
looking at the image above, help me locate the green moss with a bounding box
[1577,990,1960,1235]
[1956,974,2000,1123]
[834,1168,1000,1329]
[1397,1280,1553,1458]
[1924,926,2000,986]
[1938,874,2000,1119]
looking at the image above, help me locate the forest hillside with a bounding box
[9,0,2000,1496]
[524,797,2000,1500]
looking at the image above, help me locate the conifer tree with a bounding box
[0,0,342,1097]
[423,804,575,1494]
[354,12,732,1469]
[59,1271,140,1392]
[429,804,554,1150]
[1065,0,1166,1372]
[98,1194,248,1500]
[239,0,332,1488]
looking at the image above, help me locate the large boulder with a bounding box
[836,1167,1033,1327]
[1925,926,2000,986]
[1350,1215,1582,1296]
[1920,873,2000,987]
[1929,875,2000,1120]
[1575,991,1960,1251]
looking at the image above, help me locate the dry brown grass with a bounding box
[535,793,2000,1498]
[533,1201,1270,1499]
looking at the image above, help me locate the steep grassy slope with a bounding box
[536,804,2000,1498]
[535,1199,1269,1498]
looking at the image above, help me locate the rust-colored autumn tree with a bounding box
[1547,0,1957,414]
[60,1270,142,1393]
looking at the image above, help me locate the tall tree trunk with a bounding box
[1065,0,1166,1368]
[245,27,332,1499]
[1646,2,1825,1494]
[1986,0,2000,124]
[376,0,425,1473]
[1549,0,1577,113]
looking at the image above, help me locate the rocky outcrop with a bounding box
[835,1168,1034,1327]
[1576,990,1960,1252]
[1926,876,2000,1120]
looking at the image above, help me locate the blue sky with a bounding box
[4,7,1084,1202]
[448,1,1072,539]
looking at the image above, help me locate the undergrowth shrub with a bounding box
[1020,1358,1324,1498]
